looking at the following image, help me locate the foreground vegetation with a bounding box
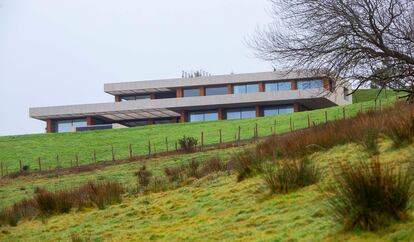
[0,90,396,173]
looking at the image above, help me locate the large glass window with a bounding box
[205,86,227,96]
[226,107,256,120]
[263,105,294,117]
[297,80,323,90]
[56,119,87,133]
[233,83,259,94]
[120,95,151,101]
[188,110,218,122]
[264,81,291,92]
[183,88,200,97]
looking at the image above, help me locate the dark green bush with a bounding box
[325,158,413,231]
[178,136,198,152]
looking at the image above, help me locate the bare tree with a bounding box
[250,0,414,100]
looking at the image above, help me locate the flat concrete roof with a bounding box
[30,88,350,121]
[104,70,329,96]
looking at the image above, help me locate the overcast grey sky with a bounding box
[0,0,273,136]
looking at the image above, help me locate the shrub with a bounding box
[358,128,380,156]
[199,157,226,177]
[262,159,320,194]
[385,115,414,148]
[82,181,124,209]
[147,176,169,193]
[231,149,263,182]
[325,157,413,231]
[164,166,184,183]
[178,136,198,152]
[136,165,152,189]
[185,159,201,178]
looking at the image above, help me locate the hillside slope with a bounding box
[1,139,413,241]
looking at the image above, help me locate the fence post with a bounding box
[38,157,42,171]
[148,140,151,159]
[219,129,222,144]
[175,141,178,151]
[238,126,241,141]
[111,145,115,162]
[374,99,377,110]
[289,117,293,132]
[93,150,97,163]
[56,154,60,169]
[307,114,311,128]
[343,107,346,119]
[201,131,204,150]
[75,154,79,167]
[19,160,22,172]
[129,144,133,159]
[165,137,168,152]
[325,111,328,123]
[273,120,277,134]
[255,123,258,138]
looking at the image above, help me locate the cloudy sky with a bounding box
[0,0,273,136]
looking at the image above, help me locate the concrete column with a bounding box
[115,96,121,102]
[291,80,297,90]
[227,84,232,94]
[293,103,301,112]
[218,108,223,120]
[176,88,183,98]
[86,116,95,126]
[258,82,264,92]
[323,79,331,91]
[46,119,55,133]
[179,110,186,123]
[199,86,205,96]
[255,105,261,117]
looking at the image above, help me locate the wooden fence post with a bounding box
[93,150,97,163]
[219,129,222,144]
[38,157,42,171]
[343,107,346,119]
[201,131,204,149]
[129,144,133,159]
[325,111,328,123]
[273,120,277,134]
[56,154,60,169]
[175,141,178,151]
[307,114,311,128]
[165,137,168,152]
[238,126,241,141]
[289,117,293,132]
[19,160,22,172]
[148,140,151,159]
[111,145,115,162]
[75,154,79,167]
[255,123,258,138]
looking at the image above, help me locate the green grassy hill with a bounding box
[0,139,413,241]
[0,93,396,173]
[352,88,398,103]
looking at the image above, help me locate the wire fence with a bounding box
[0,98,394,178]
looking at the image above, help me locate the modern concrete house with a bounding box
[29,70,352,133]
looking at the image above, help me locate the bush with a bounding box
[385,115,414,148]
[199,157,226,177]
[136,165,152,189]
[325,157,413,231]
[231,149,263,182]
[147,176,169,193]
[358,128,380,156]
[262,159,320,194]
[164,166,184,183]
[83,181,124,209]
[178,136,198,152]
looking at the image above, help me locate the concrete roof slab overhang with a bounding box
[30,89,349,121]
[104,70,329,95]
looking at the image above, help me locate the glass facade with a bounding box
[56,119,87,133]
[264,81,291,92]
[233,83,259,94]
[297,80,323,90]
[183,88,200,97]
[120,95,151,101]
[263,105,294,117]
[205,86,227,96]
[226,108,256,120]
[188,110,219,122]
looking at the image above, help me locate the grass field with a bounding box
[0,91,397,174]
[352,88,398,103]
[0,138,413,241]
